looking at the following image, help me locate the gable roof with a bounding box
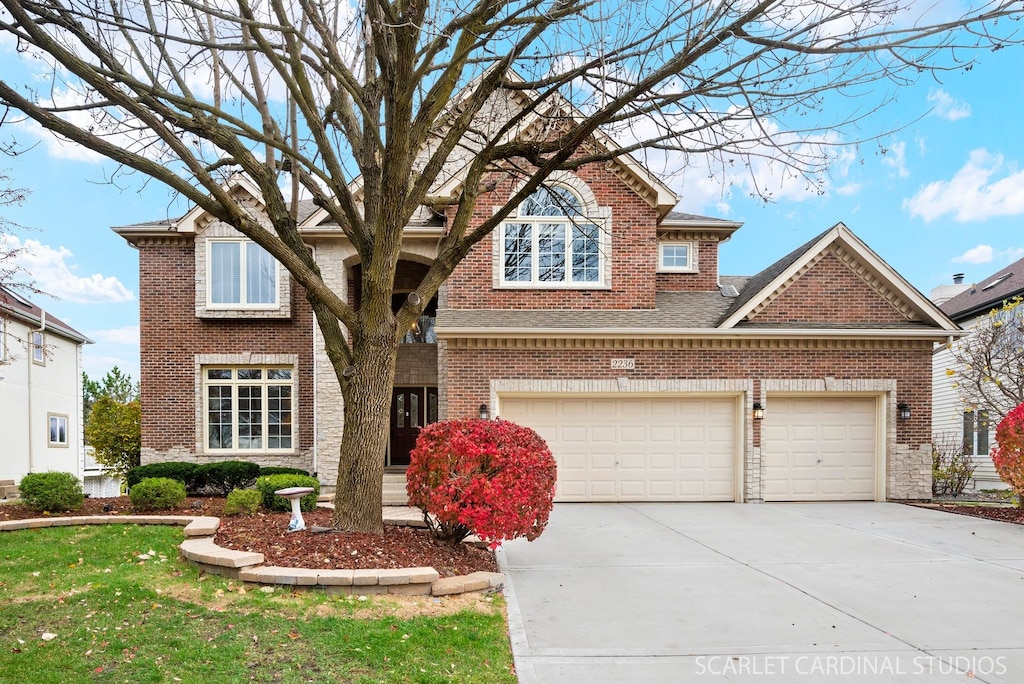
[717,223,959,332]
[0,286,92,345]
[437,224,960,341]
[939,256,1024,322]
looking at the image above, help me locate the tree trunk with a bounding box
[330,333,399,534]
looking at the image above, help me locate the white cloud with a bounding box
[951,244,1024,265]
[882,141,909,178]
[903,149,1024,222]
[88,325,140,345]
[835,183,862,196]
[928,89,971,121]
[0,234,134,303]
[953,244,993,264]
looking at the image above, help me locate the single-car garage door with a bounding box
[763,396,878,501]
[499,395,737,502]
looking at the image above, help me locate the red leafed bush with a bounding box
[406,418,557,548]
[992,403,1024,509]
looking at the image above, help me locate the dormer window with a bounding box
[208,239,278,307]
[658,241,696,273]
[500,185,605,287]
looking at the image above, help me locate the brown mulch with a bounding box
[0,497,497,578]
[919,502,1024,525]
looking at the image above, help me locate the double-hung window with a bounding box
[208,240,278,307]
[501,186,602,286]
[205,367,293,452]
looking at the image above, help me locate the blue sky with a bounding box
[1,42,1022,384]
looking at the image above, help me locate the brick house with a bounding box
[115,148,957,504]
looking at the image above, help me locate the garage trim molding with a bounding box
[761,378,897,502]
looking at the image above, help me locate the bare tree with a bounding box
[949,297,1024,422]
[0,0,1020,532]
[0,171,28,289]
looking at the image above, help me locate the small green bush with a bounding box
[126,462,197,490]
[193,461,261,496]
[129,477,187,512]
[223,488,262,516]
[255,474,320,512]
[19,472,84,512]
[258,466,310,478]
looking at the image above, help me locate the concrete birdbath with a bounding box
[274,486,315,532]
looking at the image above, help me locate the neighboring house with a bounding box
[114,100,958,504]
[0,286,114,497]
[931,260,1024,490]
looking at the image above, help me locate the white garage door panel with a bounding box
[764,397,877,501]
[500,396,737,502]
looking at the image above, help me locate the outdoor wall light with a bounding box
[752,402,765,420]
[897,402,911,420]
[479,403,490,420]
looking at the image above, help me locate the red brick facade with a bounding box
[751,252,911,324]
[136,238,314,468]
[445,165,661,310]
[443,341,932,449]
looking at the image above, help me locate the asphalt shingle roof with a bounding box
[939,256,1024,321]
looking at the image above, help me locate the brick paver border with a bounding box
[0,514,503,596]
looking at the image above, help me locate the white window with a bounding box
[208,240,278,307]
[0,317,6,360]
[204,366,294,452]
[31,330,45,365]
[501,186,603,286]
[963,410,990,456]
[658,242,696,272]
[48,413,68,447]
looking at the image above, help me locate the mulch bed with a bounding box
[917,501,1024,525]
[0,497,497,578]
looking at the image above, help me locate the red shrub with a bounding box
[406,419,557,548]
[992,403,1024,508]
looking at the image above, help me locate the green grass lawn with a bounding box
[0,524,514,683]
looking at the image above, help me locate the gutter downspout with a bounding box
[27,310,46,475]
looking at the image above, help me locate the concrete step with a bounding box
[1,481,20,500]
[316,476,409,505]
[383,473,408,506]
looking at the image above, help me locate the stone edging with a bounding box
[0,515,504,597]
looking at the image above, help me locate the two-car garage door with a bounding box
[500,393,880,503]
[499,396,738,502]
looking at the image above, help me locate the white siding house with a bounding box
[0,287,103,497]
[931,262,1024,491]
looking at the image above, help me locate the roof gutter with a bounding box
[437,327,967,342]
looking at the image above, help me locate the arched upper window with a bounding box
[501,185,603,286]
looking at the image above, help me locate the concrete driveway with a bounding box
[497,503,1024,683]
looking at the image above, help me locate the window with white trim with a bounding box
[658,241,696,272]
[0,317,6,360]
[48,413,68,447]
[207,240,278,307]
[204,366,294,451]
[963,409,990,456]
[501,185,603,286]
[31,330,45,365]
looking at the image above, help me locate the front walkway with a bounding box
[497,502,1024,683]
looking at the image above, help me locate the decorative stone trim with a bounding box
[1,514,503,597]
[831,243,919,321]
[447,337,934,350]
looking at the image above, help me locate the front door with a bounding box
[389,387,438,466]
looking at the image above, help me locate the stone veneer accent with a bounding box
[194,209,292,320]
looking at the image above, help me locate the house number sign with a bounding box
[610,358,636,370]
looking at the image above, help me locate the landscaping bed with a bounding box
[0,496,497,578]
